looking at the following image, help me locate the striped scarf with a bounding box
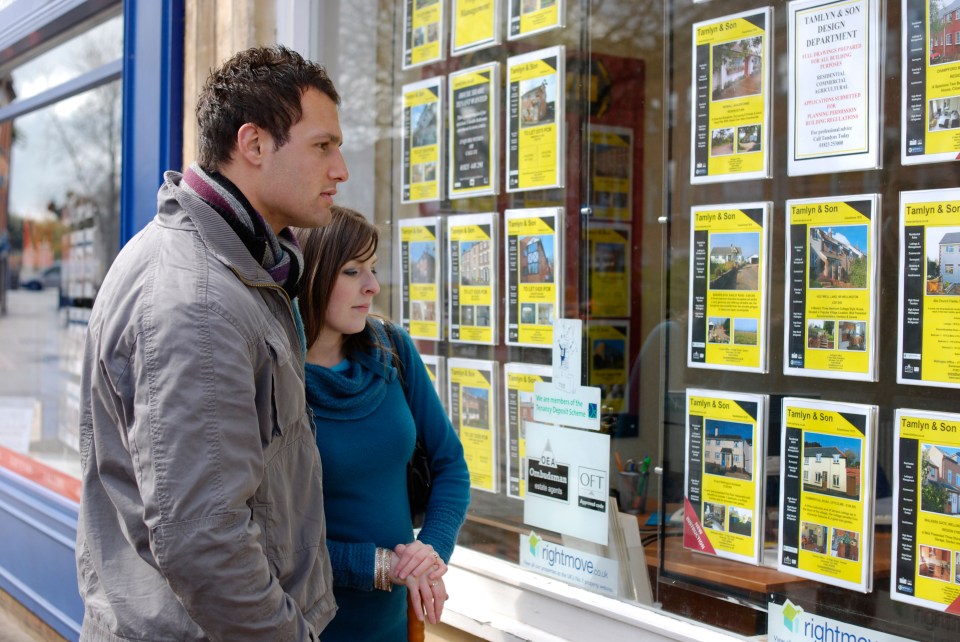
[182,163,303,296]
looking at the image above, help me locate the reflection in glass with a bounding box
[9,13,123,101]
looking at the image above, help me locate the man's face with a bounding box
[256,88,348,231]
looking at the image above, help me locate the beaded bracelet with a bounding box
[375,547,393,592]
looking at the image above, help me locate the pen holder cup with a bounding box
[617,471,641,514]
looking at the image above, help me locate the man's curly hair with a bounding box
[195,45,339,171]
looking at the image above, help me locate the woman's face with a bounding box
[323,250,380,338]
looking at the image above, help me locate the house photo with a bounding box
[802,432,862,501]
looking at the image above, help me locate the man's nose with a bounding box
[331,149,349,182]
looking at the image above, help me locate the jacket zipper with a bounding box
[228,267,302,355]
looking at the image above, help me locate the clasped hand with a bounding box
[389,541,448,624]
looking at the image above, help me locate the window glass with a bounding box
[1,77,121,494]
[7,13,123,101]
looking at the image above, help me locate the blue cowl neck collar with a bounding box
[304,322,399,421]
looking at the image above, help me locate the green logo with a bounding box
[528,531,541,556]
[782,599,803,633]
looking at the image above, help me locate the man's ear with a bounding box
[236,123,267,166]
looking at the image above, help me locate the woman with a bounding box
[297,206,470,641]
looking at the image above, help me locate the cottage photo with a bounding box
[808,225,868,289]
[727,506,753,537]
[736,124,761,153]
[411,301,436,322]
[918,545,951,582]
[475,305,491,327]
[807,319,835,350]
[459,240,491,285]
[519,75,557,128]
[830,528,860,562]
[928,95,960,130]
[519,235,555,283]
[800,522,828,554]
[702,418,754,480]
[708,231,760,291]
[711,36,763,101]
[920,444,960,516]
[709,127,735,156]
[461,386,490,429]
[521,303,536,324]
[707,317,731,344]
[838,321,866,351]
[702,502,726,531]
[411,102,438,147]
[409,242,436,284]
[802,432,862,501]
[536,303,554,325]
[929,0,960,66]
[925,226,960,295]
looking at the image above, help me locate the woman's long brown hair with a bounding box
[296,206,384,359]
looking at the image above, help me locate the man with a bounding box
[76,46,348,641]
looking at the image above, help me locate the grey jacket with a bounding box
[76,171,336,641]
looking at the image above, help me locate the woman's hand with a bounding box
[406,574,448,624]
[392,541,446,581]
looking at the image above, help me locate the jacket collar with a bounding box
[158,170,279,288]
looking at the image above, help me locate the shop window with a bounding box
[309,0,960,639]
[0,14,122,494]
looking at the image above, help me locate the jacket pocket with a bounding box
[253,424,329,604]
[264,332,306,437]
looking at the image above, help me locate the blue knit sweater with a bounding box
[305,321,470,642]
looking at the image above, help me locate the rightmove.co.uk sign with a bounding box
[768,600,915,642]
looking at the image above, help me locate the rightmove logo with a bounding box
[768,599,913,642]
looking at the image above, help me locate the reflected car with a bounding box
[936,109,960,129]
[21,263,61,291]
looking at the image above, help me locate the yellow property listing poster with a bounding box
[398,217,442,341]
[402,0,444,69]
[451,0,500,55]
[587,321,628,414]
[902,0,960,164]
[778,397,877,593]
[507,0,563,40]
[891,408,960,614]
[587,223,630,318]
[447,212,498,345]
[505,208,562,347]
[684,389,767,565]
[688,202,770,373]
[507,46,565,192]
[401,77,443,203]
[898,188,960,388]
[588,125,633,222]
[448,357,499,493]
[691,7,772,183]
[784,195,879,381]
[505,363,552,500]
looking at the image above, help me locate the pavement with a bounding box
[0,290,74,641]
[0,592,60,642]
